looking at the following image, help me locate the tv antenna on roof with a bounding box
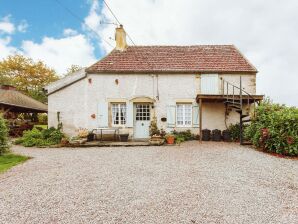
[100,20,117,26]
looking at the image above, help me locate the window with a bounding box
[176,104,192,127]
[136,104,150,121]
[111,103,126,125]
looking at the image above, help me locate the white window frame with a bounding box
[111,103,127,126]
[176,104,192,127]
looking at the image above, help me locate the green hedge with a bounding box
[0,115,9,155]
[245,99,298,156]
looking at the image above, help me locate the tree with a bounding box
[64,64,83,76]
[0,55,59,103]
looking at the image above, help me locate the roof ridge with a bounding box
[127,44,235,47]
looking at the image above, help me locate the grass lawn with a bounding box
[34,124,48,129]
[0,154,29,173]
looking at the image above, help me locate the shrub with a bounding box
[227,123,248,142]
[175,136,185,144]
[37,113,48,124]
[172,129,194,143]
[0,115,9,154]
[245,99,298,156]
[16,127,64,147]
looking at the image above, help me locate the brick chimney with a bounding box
[115,24,128,51]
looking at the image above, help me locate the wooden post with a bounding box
[199,98,202,142]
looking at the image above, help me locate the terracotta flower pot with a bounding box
[166,136,175,144]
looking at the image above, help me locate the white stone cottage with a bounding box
[45,26,263,140]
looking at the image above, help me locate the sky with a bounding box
[0,0,297,106]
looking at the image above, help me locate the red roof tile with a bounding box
[86,45,257,74]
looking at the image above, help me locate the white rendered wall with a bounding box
[48,73,256,137]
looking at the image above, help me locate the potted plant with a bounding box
[149,118,160,137]
[165,134,175,144]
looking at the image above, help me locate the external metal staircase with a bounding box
[221,77,260,145]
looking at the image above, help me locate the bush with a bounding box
[16,127,64,147]
[245,99,298,156]
[172,129,194,143]
[228,123,241,141]
[0,115,9,154]
[227,123,248,142]
[37,113,48,124]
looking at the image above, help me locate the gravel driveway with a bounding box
[0,142,297,224]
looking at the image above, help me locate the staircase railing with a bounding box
[221,77,258,110]
[221,77,259,145]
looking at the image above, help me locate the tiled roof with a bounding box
[0,88,47,112]
[86,45,257,74]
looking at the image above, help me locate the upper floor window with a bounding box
[111,103,126,125]
[176,104,192,127]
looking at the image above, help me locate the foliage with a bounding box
[149,118,160,136]
[64,64,83,77]
[0,55,59,103]
[15,127,64,147]
[175,136,185,144]
[227,123,249,141]
[227,123,241,141]
[165,133,175,138]
[170,129,195,144]
[37,113,48,124]
[0,154,29,173]
[172,129,194,141]
[77,128,88,138]
[34,124,48,130]
[0,114,9,155]
[160,129,166,138]
[245,99,298,156]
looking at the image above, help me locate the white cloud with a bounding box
[89,0,298,106]
[0,15,15,34]
[63,28,78,36]
[17,20,28,32]
[84,0,114,52]
[0,15,96,76]
[21,34,96,74]
[0,36,19,59]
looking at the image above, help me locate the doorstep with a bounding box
[71,141,151,147]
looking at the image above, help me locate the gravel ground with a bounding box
[0,142,297,224]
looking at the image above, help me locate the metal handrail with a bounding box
[220,77,257,102]
[221,77,259,145]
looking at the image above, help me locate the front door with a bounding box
[134,103,151,139]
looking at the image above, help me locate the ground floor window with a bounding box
[111,103,126,125]
[176,104,192,127]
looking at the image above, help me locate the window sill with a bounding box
[176,125,192,128]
